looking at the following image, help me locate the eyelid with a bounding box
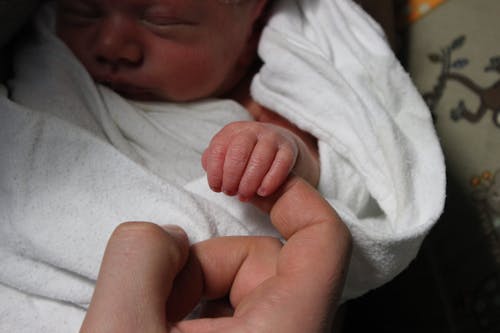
[58,1,101,19]
[141,15,185,27]
[141,6,197,27]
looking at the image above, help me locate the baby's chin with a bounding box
[119,91,161,101]
[101,83,163,101]
[104,80,237,103]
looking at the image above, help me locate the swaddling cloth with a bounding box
[0,0,445,331]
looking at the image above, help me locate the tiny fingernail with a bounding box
[257,187,267,197]
[161,224,187,240]
[238,195,250,202]
[223,188,236,196]
[210,185,221,193]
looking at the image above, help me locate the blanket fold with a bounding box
[0,0,445,330]
[252,0,445,297]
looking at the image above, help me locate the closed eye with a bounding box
[57,1,102,24]
[140,5,198,34]
[142,14,186,26]
[140,17,197,37]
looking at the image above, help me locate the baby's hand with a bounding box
[202,121,308,201]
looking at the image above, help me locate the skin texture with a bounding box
[202,121,319,201]
[56,0,319,198]
[80,177,352,333]
[56,0,268,101]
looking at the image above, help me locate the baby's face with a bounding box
[56,0,265,101]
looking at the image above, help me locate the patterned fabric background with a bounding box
[403,0,446,22]
[407,1,500,329]
[343,1,500,332]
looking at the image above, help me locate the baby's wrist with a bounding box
[293,138,320,188]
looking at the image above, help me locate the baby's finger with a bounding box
[237,140,278,201]
[203,140,228,193]
[258,145,297,197]
[222,134,257,196]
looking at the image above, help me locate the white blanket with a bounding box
[0,0,445,331]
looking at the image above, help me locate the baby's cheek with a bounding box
[57,31,88,66]
[155,48,227,101]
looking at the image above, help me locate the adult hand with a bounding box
[80,177,352,333]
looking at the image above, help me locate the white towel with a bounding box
[0,0,445,331]
[252,0,446,298]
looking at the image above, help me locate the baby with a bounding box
[1,0,447,330]
[56,0,319,201]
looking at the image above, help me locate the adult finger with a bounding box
[263,177,352,330]
[175,178,352,333]
[81,222,189,333]
[170,236,282,333]
[232,177,352,332]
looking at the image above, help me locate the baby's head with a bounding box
[56,0,268,101]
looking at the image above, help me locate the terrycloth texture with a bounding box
[0,0,445,331]
[252,0,445,296]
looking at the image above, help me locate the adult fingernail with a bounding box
[161,224,187,241]
[169,327,182,333]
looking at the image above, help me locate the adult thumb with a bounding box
[81,222,189,333]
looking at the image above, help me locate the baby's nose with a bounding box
[93,16,143,71]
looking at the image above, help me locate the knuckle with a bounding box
[112,222,166,244]
[259,128,280,142]
[207,143,227,162]
[111,222,184,262]
[277,149,296,167]
[224,153,246,173]
[280,142,298,160]
[226,142,253,164]
[246,154,272,174]
[222,121,251,134]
